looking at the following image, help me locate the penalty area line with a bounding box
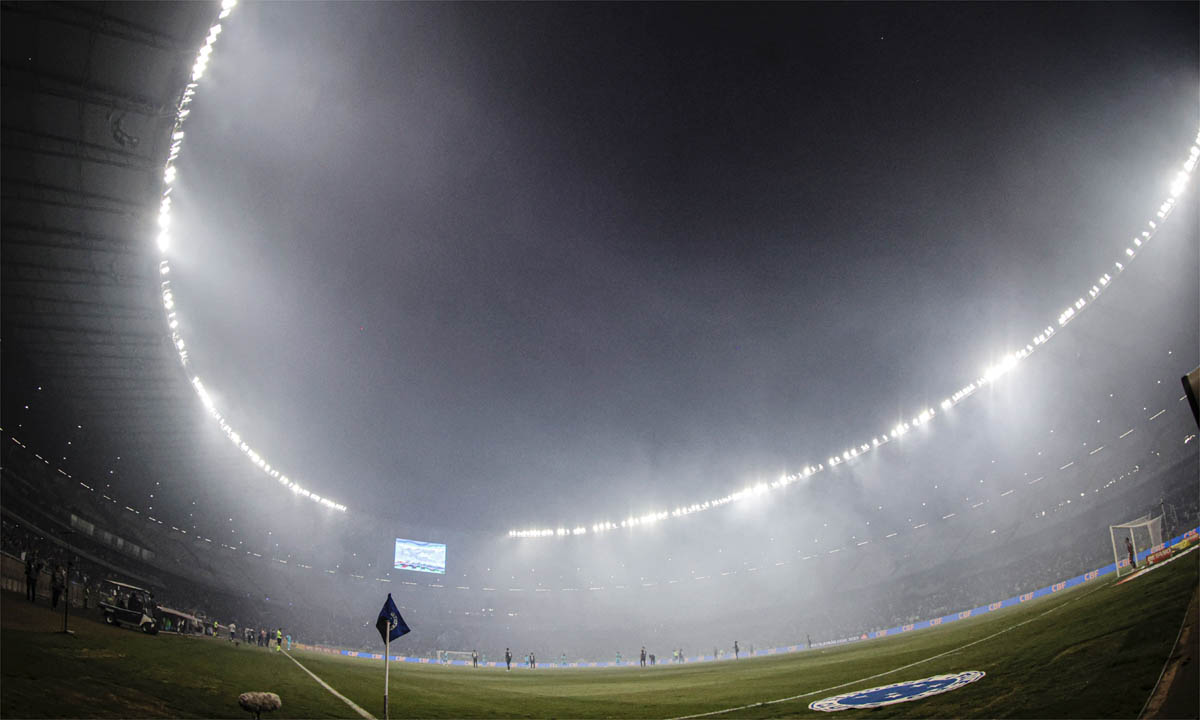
[283,650,376,720]
[667,581,1108,720]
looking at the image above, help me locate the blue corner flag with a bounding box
[376,594,411,644]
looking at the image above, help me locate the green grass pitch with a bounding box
[2,555,1195,718]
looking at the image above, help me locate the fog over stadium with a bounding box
[172,2,1198,522]
[2,0,1198,696]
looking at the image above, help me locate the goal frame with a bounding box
[1110,513,1163,578]
[438,650,478,665]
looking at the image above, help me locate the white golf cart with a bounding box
[98,580,158,634]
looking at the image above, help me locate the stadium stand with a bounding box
[3,419,1195,660]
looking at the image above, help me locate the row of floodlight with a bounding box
[509,133,1199,539]
[150,2,1196,528]
[152,1,349,513]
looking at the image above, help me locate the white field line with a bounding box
[1138,584,1194,719]
[1116,544,1199,586]
[283,650,376,720]
[667,581,1107,720]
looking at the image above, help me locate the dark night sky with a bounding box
[168,2,1198,532]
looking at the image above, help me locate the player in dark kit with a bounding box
[640,646,647,667]
[734,640,739,659]
[1125,537,1137,569]
[505,648,512,671]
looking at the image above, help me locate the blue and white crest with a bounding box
[809,671,985,712]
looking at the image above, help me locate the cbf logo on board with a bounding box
[809,671,986,712]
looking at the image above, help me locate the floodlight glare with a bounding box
[1169,172,1188,198]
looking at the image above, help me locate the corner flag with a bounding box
[376,594,410,644]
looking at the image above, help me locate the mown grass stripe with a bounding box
[283,649,376,720]
[669,580,1107,719]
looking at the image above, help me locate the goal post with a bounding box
[437,650,478,665]
[1110,514,1163,577]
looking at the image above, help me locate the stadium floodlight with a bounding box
[192,378,216,412]
[1169,171,1189,198]
[150,2,348,514]
[509,129,1198,538]
[146,1,1199,536]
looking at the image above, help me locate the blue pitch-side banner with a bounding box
[862,527,1196,641]
[317,526,1198,668]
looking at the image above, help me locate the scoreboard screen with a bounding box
[393,538,446,575]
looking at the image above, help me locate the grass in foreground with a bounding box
[2,555,1196,718]
[0,601,349,719]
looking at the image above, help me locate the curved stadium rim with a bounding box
[151,1,1200,536]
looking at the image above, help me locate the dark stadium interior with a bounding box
[1,0,1198,703]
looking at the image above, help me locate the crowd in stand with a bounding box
[6,484,1197,662]
[3,519,96,610]
[3,429,1197,663]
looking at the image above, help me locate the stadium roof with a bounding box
[2,3,1196,558]
[1,2,275,521]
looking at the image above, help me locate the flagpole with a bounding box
[384,621,391,720]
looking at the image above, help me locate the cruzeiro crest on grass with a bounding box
[809,671,986,712]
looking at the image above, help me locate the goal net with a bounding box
[437,650,477,665]
[1110,514,1163,577]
